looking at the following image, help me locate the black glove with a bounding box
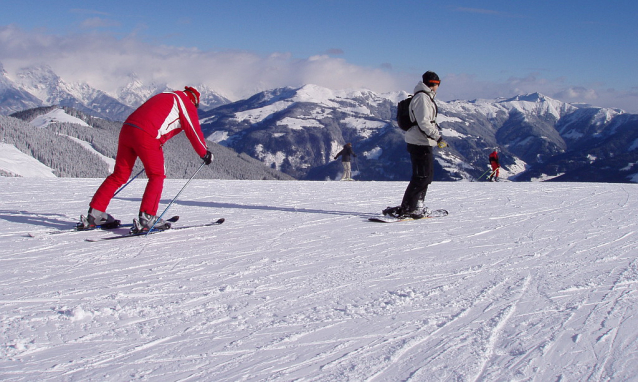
[202,150,213,165]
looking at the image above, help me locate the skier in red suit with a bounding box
[488,150,500,181]
[80,86,212,231]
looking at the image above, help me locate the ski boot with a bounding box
[131,211,172,234]
[408,200,431,219]
[382,206,404,218]
[382,205,430,219]
[77,208,120,230]
[404,207,431,219]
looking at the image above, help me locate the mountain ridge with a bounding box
[2,63,637,183]
[0,63,231,119]
[199,84,638,182]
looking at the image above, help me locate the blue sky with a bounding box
[1,0,637,111]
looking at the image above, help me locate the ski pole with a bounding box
[476,169,491,181]
[146,162,206,235]
[113,168,145,197]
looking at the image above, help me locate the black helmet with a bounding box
[422,71,441,87]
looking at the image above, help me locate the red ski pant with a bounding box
[490,161,500,178]
[90,125,166,216]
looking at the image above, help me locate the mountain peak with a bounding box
[292,84,339,105]
[506,93,547,103]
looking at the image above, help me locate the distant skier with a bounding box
[488,149,500,181]
[383,71,448,219]
[78,86,213,231]
[334,143,357,181]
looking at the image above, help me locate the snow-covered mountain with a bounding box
[194,83,233,111]
[11,65,134,121]
[115,74,230,112]
[0,63,42,114]
[200,85,638,183]
[200,85,406,180]
[2,62,638,183]
[0,63,231,120]
[115,75,170,109]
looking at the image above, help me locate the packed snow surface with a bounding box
[1,178,637,381]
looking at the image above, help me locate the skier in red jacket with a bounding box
[488,150,500,181]
[79,86,212,231]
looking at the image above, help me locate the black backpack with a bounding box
[396,90,425,131]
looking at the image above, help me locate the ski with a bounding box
[38,216,180,237]
[72,216,179,232]
[85,218,225,242]
[368,209,448,223]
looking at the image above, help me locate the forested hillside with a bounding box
[0,107,294,180]
[1,113,111,177]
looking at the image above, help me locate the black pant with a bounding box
[401,144,434,211]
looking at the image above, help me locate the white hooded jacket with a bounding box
[404,81,440,146]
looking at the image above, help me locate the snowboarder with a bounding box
[79,86,213,231]
[383,71,447,219]
[488,149,500,181]
[334,143,357,181]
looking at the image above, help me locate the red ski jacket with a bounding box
[489,151,499,165]
[123,91,208,157]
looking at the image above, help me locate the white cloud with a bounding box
[0,25,402,101]
[70,9,111,16]
[80,17,121,29]
[1,25,637,113]
[454,7,506,16]
[440,72,638,113]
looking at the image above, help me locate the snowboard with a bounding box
[368,209,448,223]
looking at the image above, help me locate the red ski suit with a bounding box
[489,150,500,179]
[90,91,208,215]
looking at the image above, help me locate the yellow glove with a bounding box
[437,138,448,149]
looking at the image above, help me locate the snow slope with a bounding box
[1,178,637,381]
[0,143,56,178]
[64,136,116,173]
[29,108,89,128]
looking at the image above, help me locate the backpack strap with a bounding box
[409,90,427,126]
[431,94,438,118]
[410,90,438,133]
[426,93,439,139]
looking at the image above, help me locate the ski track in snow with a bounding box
[1,178,637,381]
